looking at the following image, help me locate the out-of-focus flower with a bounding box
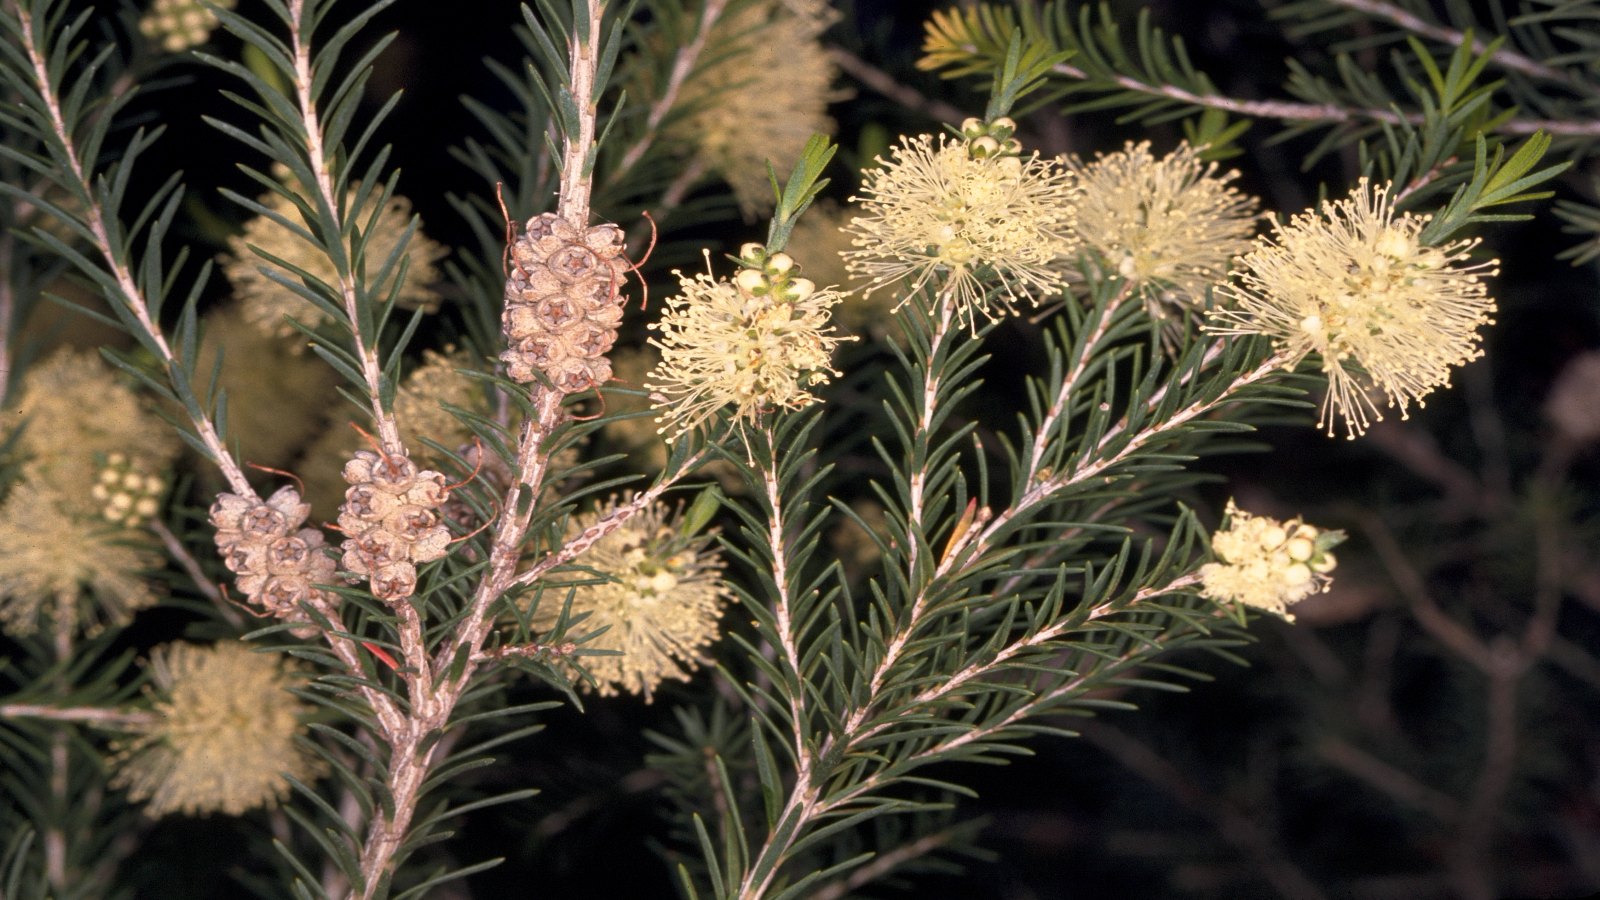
[827,497,892,584]
[1207,179,1498,437]
[112,642,321,817]
[196,303,340,467]
[138,0,236,52]
[665,1,837,216]
[9,348,179,516]
[222,168,446,343]
[1070,141,1258,332]
[844,124,1078,330]
[534,497,733,701]
[0,482,162,637]
[646,248,846,441]
[392,348,490,458]
[1544,350,1600,446]
[1199,500,1340,622]
[774,0,838,29]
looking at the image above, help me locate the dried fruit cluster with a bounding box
[211,486,339,618]
[500,212,629,393]
[337,450,452,602]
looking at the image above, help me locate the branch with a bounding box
[0,703,155,729]
[557,0,606,226]
[350,4,610,894]
[9,3,254,497]
[829,45,966,125]
[1319,0,1576,85]
[284,0,404,457]
[606,0,731,188]
[1051,60,1403,126]
[758,425,813,773]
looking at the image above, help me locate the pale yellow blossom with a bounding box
[222,169,446,343]
[1207,179,1497,437]
[392,347,492,456]
[844,132,1078,329]
[1070,141,1258,331]
[138,0,236,52]
[9,349,179,516]
[113,642,321,817]
[1199,501,1339,621]
[0,483,162,636]
[646,253,845,441]
[535,498,733,701]
[665,1,837,216]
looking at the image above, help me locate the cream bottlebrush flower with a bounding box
[646,250,846,441]
[138,0,236,52]
[196,303,340,467]
[113,642,321,817]
[1070,141,1258,322]
[1199,500,1340,622]
[0,483,162,637]
[9,348,180,516]
[844,128,1079,329]
[535,497,733,701]
[222,169,447,342]
[666,1,837,216]
[1207,179,1498,437]
[774,0,839,29]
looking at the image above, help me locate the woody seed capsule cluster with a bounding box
[211,487,338,619]
[501,213,629,393]
[337,450,452,602]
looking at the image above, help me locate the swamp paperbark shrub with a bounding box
[0,0,1585,897]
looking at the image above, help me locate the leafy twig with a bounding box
[6,2,253,497]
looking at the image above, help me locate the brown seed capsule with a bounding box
[337,449,452,603]
[499,212,630,394]
[211,486,338,620]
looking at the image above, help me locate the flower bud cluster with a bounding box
[211,486,338,619]
[734,243,817,303]
[138,0,235,53]
[1199,500,1341,621]
[93,453,166,528]
[958,116,1022,160]
[501,212,629,394]
[337,450,451,602]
